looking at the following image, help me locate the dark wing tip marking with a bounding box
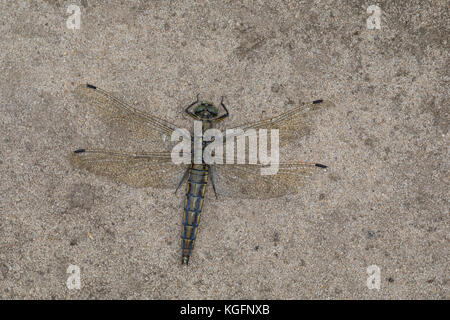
[74,149,86,153]
[313,99,323,104]
[315,163,327,169]
[86,84,97,89]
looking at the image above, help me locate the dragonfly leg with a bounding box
[213,96,229,122]
[209,166,218,199]
[185,94,200,119]
[175,167,190,194]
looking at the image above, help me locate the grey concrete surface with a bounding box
[0,0,448,299]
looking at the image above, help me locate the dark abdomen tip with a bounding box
[313,99,323,104]
[315,163,327,169]
[86,84,97,89]
[74,149,85,153]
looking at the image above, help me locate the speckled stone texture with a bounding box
[0,0,448,299]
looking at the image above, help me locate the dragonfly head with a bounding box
[193,102,219,119]
[185,95,228,122]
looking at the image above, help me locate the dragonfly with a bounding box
[69,83,333,265]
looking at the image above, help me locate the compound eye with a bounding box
[207,106,218,116]
[194,106,205,113]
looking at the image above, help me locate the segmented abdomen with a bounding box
[181,164,209,265]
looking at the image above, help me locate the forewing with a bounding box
[69,149,186,189]
[212,162,327,199]
[224,100,334,147]
[73,84,188,151]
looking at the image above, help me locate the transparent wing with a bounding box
[212,161,327,199]
[73,84,189,150]
[224,100,334,147]
[69,149,186,189]
[210,99,332,199]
